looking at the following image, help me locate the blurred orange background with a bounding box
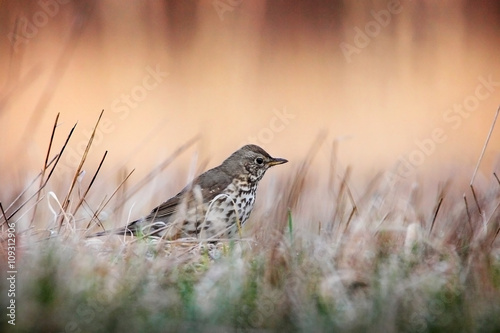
[1,0,500,203]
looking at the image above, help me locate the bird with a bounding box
[90,144,287,240]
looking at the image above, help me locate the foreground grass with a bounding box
[1,121,500,332]
[1,170,500,332]
[1,230,500,332]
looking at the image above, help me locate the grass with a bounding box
[1,113,500,332]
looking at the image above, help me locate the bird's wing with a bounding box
[194,166,234,202]
[134,167,234,237]
[144,191,184,221]
[144,166,234,219]
[87,167,234,238]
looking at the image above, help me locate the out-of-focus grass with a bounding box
[1,121,500,332]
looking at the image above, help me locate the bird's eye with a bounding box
[255,157,264,165]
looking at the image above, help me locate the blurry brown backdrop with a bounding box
[1,0,500,205]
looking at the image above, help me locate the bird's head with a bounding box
[224,144,288,183]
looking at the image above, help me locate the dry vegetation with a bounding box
[2,2,500,332]
[1,113,500,333]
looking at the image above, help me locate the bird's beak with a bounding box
[267,158,288,167]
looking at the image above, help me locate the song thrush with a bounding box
[91,144,287,239]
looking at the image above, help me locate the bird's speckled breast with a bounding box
[200,177,258,238]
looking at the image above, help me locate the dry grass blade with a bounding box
[470,105,499,186]
[1,173,42,225]
[29,113,60,228]
[5,123,76,222]
[331,167,345,231]
[486,200,500,228]
[286,131,327,210]
[42,123,77,187]
[0,202,8,231]
[331,166,357,234]
[342,167,358,228]
[85,169,135,231]
[494,172,500,187]
[2,158,61,225]
[72,151,108,218]
[468,105,499,235]
[344,205,357,234]
[3,152,58,218]
[428,181,450,235]
[492,226,500,247]
[328,139,338,192]
[429,197,443,236]
[470,184,485,229]
[58,110,104,230]
[463,194,473,233]
[43,113,60,169]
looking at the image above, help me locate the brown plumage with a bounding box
[89,145,287,240]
